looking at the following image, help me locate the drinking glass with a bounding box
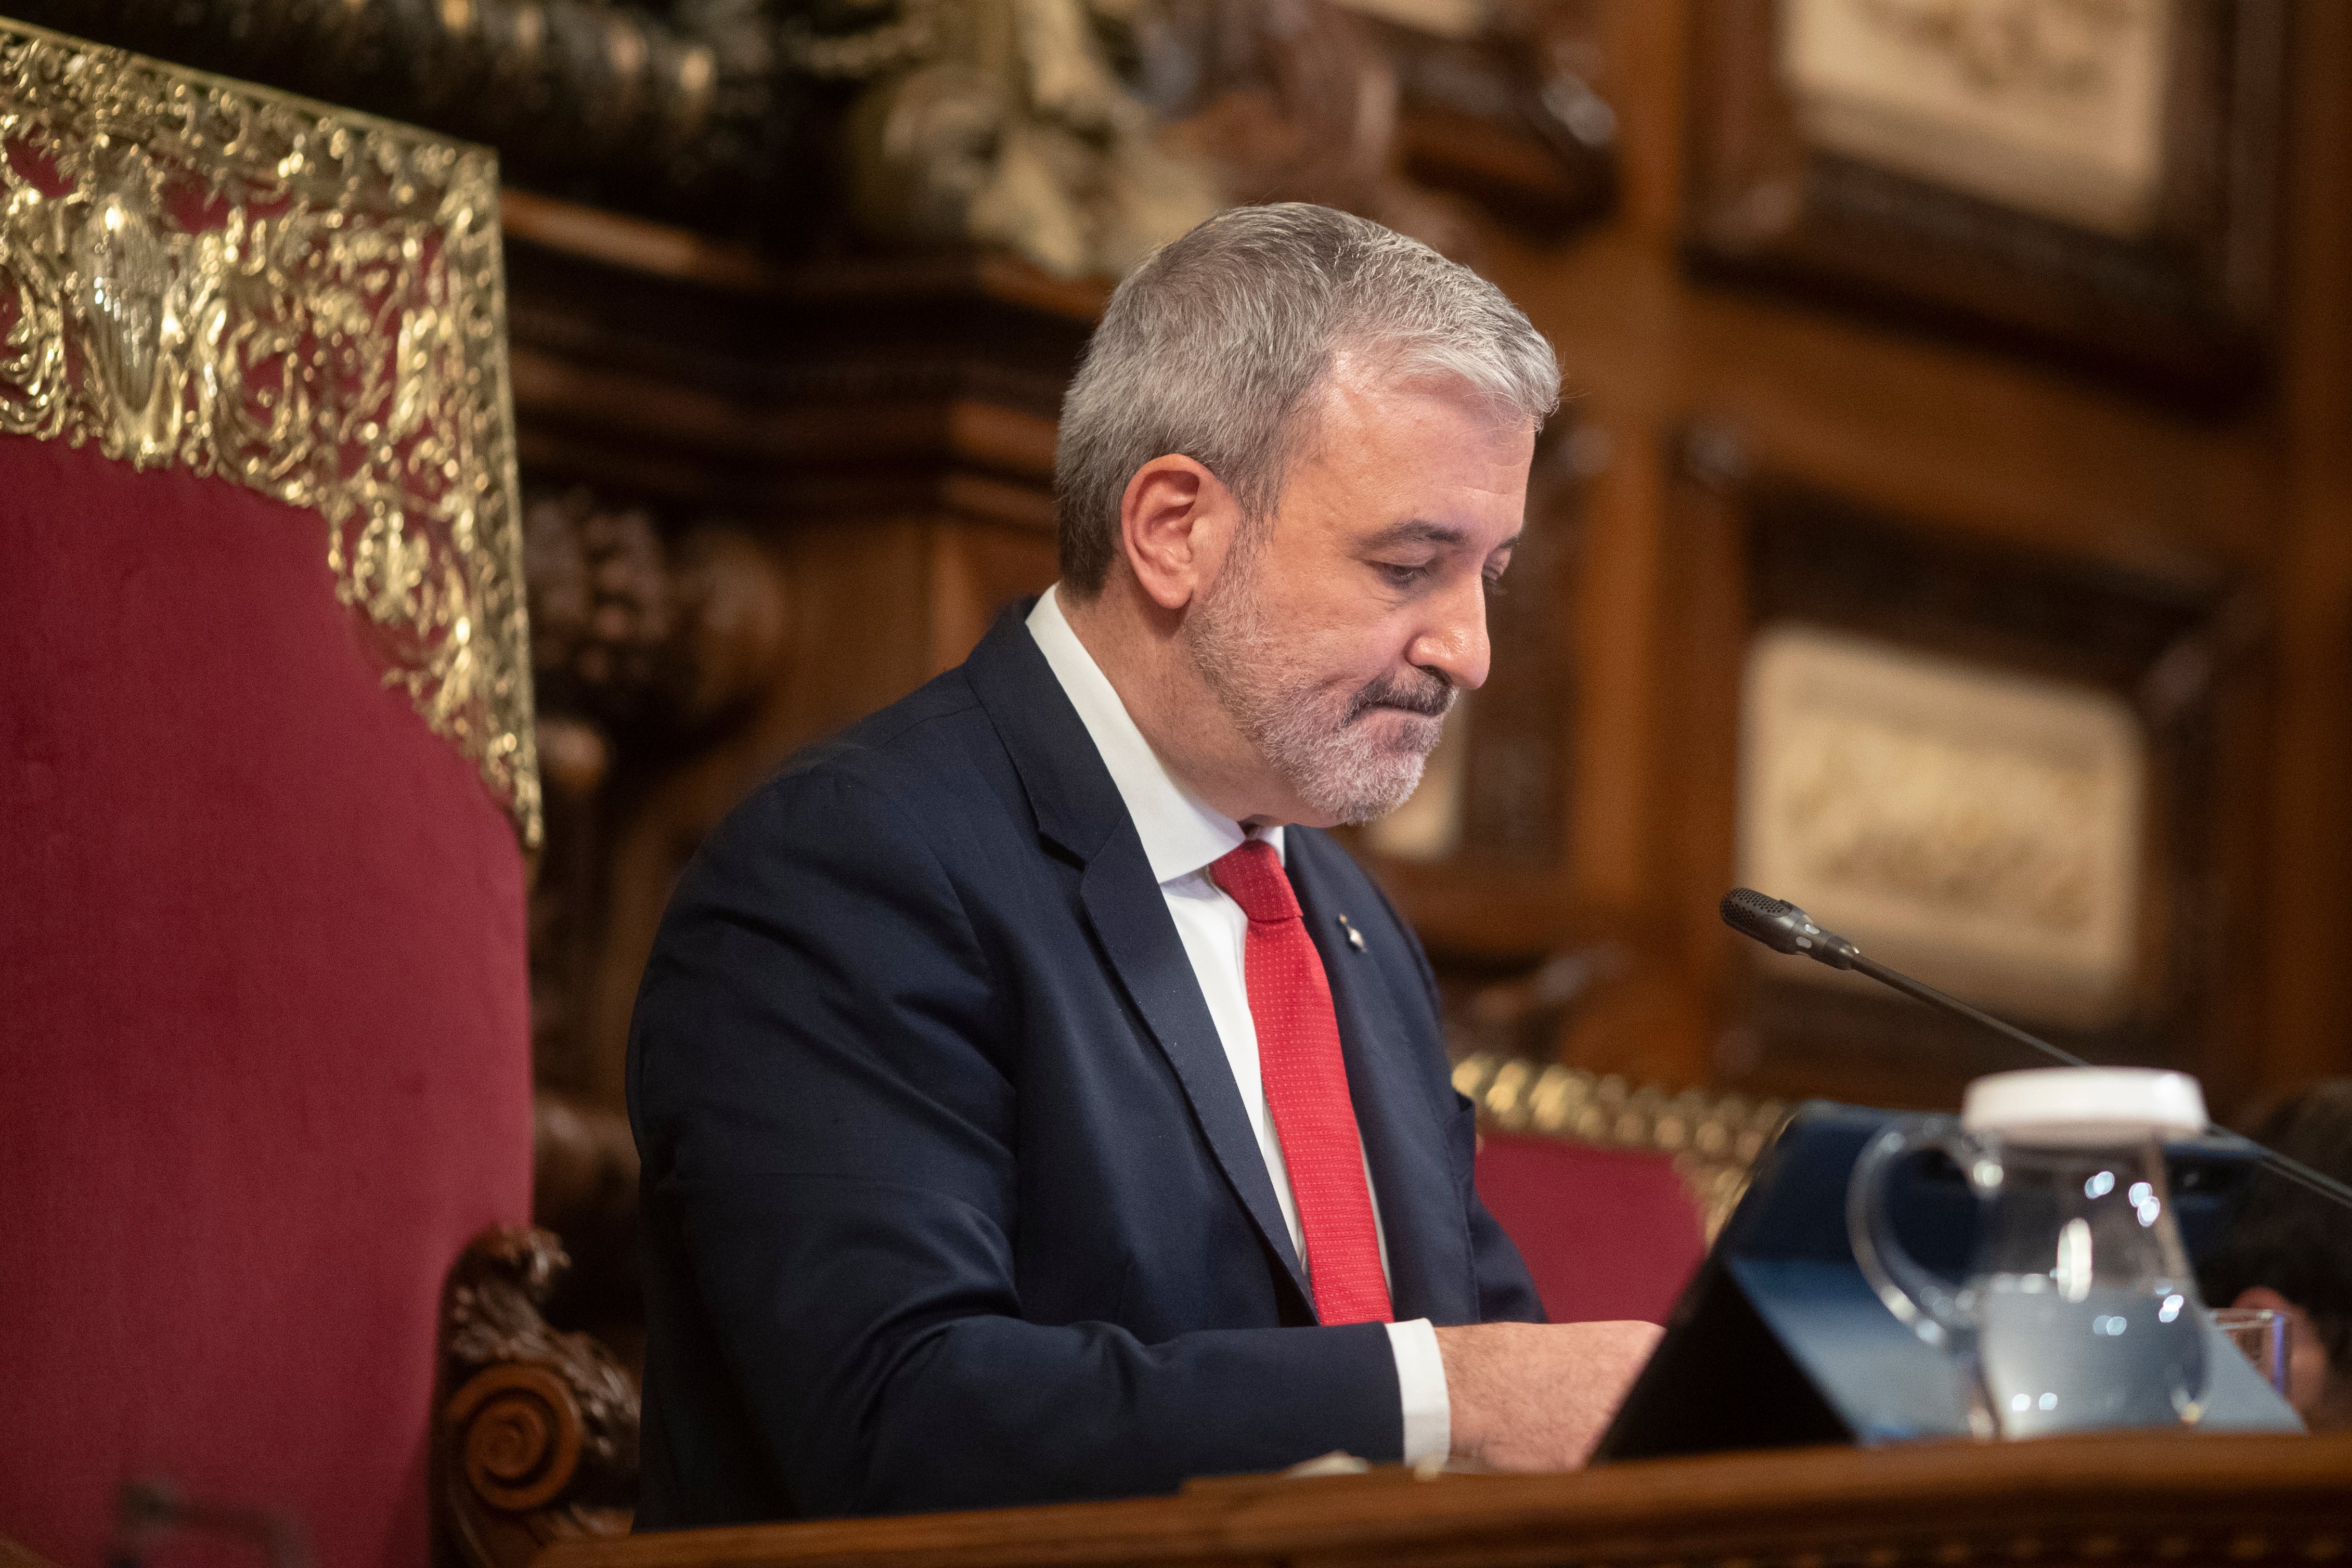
[2212,1306,2291,1398]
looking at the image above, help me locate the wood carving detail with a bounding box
[15,0,1618,278]
[2,0,811,236]
[438,1227,637,1568]
[522,485,794,1103]
[1146,0,1618,267]
[1683,0,2285,408]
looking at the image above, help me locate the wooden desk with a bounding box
[536,1433,2352,1568]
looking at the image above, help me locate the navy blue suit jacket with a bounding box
[626,602,1542,1525]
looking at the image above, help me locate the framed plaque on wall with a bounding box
[1738,621,2150,1035]
[1662,426,2269,1112]
[1682,0,2287,408]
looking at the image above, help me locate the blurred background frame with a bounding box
[1684,0,2287,408]
[1663,432,2266,1113]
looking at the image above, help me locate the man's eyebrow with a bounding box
[1361,520,1524,552]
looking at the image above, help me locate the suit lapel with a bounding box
[1078,844,1310,1300]
[1288,834,1474,1323]
[963,606,1312,1305]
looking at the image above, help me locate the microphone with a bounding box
[1720,888,1862,969]
[1721,887,2352,1216]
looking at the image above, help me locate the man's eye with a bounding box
[1378,562,1430,588]
[1483,572,1508,599]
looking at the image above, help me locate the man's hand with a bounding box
[1435,1320,1663,1471]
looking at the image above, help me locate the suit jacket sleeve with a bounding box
[1456,1075,1549,1324]
[628,763,1403,1518]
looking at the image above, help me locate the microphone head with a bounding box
[1721,888,1860,968]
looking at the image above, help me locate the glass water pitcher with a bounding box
[1846,1067,2213,1438]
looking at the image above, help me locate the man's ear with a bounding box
[1118,454,1235,612]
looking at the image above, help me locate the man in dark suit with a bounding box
[627,203,1661,1525]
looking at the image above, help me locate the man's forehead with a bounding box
[1290,378,1539,480]
[1318,353,1534,424]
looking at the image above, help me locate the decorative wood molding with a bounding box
[0,0,800,235]
[6,0,1619,273]
[1451,1052,1790,1241]
[496,196,1092,523]
[437,1227,636,1568]
[529,1432,2352,1568]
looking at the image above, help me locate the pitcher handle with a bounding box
[1847,1118,1974,1348]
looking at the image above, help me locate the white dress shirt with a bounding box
[1026,586,1451,1466]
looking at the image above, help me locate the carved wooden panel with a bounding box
[437,1228,637,1568]
[1663,423,2268,1112]
[1683,0,2288,408]
[498,197,1083,1109]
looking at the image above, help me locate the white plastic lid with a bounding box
[1959,1067,2208,1147]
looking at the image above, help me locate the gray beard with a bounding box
[1186,565,1455,825]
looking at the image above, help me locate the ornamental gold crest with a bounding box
[0,17,540,849]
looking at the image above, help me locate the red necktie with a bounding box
[1209,839,1394,1326]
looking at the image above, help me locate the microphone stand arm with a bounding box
[1852,954,2352,1213]
[1720,885,2352,1217]
[1847,955,2090,1072]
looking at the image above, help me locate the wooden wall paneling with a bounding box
[1559,414,1672,918]
[2258,0,2352,1108]
[1644,425,1754,1093]
[926,522,1062,681]
[1448,0,2352,1114]
[1681,0,2288,410]
[499,193,1093,1110]
[1657,426,2269,1114]
[924,403,1064,677]
[1355,418,1587,961]
[489,3,2352,1122]
[1369,3,1621,240]
[1674,277,2271,580]
[1461,424,1583,873]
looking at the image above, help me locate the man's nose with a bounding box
[1406,574,1492,691]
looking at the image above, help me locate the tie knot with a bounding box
[1209,839,1300,925]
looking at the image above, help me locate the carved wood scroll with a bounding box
[437,1227,637,1568]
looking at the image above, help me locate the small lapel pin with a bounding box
[1338,914,1366,952]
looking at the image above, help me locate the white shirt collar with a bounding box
[1026,585,1285,886]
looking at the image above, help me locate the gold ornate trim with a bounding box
[0,18,540,849]
[1452,1054,1791,1242]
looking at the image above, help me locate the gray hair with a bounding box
[1053,202,1559,598]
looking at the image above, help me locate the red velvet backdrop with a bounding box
[0,436,533,1568]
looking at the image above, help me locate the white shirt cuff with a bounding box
[1385,1317,1451,1466]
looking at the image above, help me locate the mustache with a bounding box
[1347,668,1456,724]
